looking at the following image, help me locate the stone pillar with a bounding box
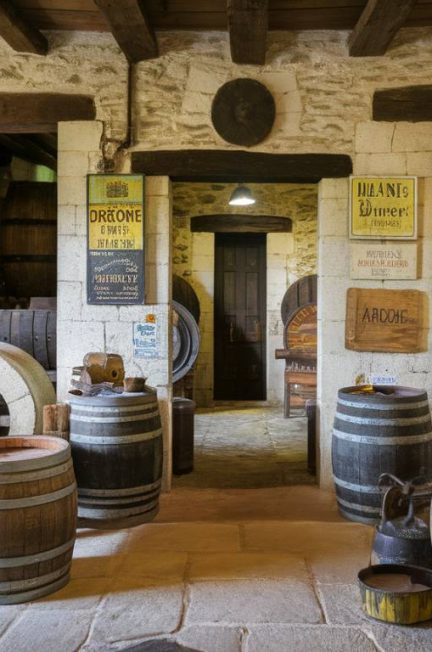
[57,122,173,489]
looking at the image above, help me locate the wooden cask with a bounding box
[69,390,163,529]
[0,436,77,604]
[332,386,432,524]
[0,309,56,369]
[0,181,57,298]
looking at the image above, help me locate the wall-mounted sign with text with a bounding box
[350,242,418,280]
[87,174,144,304]
[350,176,417,240]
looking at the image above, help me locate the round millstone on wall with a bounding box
[0,342,56,435]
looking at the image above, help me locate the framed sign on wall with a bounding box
[87,174,145,305]
[350,176,417,240]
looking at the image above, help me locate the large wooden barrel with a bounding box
[69,390,163,529]
[332,385,432,524]
[281,274,317,326]
[0,436,77,604]
[0,309,56,369]
[173,300,200,383]
[0,181,57,298]
[173,275,200,324]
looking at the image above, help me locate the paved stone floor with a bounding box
[174,407,315,489]
[0,408,431,651]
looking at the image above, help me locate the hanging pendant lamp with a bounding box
[228,185,256,206]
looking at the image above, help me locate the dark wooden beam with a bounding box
[0,93,95,133]
[0,0,48,55]
[131,150,352,182]
[0,135,56,170]
[227,0,268,65]
[373,85,432,122]
[93,0,158,62]
[191,214,292,233]
[349,0,417,57]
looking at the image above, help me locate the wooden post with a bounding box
[43,403,70,441]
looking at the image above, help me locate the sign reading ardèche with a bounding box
[350,176,417,239]
[87,174,144,305]
[345,288,428,353]
[350,242,418,280]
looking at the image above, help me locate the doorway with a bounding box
[214,233,266,401]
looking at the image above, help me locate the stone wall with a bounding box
[172,182,317,405]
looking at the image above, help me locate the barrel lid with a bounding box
[0,435,70,472]
[68,388,157,407]
[338,385,428,403]
[172,397,196,408]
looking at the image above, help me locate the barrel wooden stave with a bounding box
[0,436,77,604]
[0,309,56,370]
[332,386,432,524]
[69,391,163,529]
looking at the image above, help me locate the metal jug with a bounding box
[371,474,432,569]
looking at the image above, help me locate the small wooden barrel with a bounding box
[0,436,77,604]
[69,390,163,529]
[332,386,432,524]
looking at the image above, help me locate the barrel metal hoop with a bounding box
[0,574,70,605]
[78,479,162,497]
[0,447,71,473]
[78,498,159,519]
[0,537,75,568]
[336,496,381,515]
[70,429,162,445]
[337,398,430,411]
[0,459,74,485]
[333,428,432,445]
[70,403,158,415]
[78,487,160,506]
[0,482,76,510]
[70,410,160,424]
[335,412,432,427]
[0,564,69,592]
[333,476,380,494]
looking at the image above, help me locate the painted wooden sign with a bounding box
[350,242,418,280]
[87,174,144,305]
[346,288,428,353]
[350,176,417,239]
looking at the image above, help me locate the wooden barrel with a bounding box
[0,309,56,369]
[280,274,317,325]
[0,436,77,604]
[173,300,200,383]
[173,275,200,323]
[69,390,163,529]
[0,181,57,298]
[332,385,432,524]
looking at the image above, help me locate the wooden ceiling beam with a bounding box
[227,0,268,65]
[93,0,158,63]
[0,93,95,133]
[0,0,48,55]
[349,0,417,57]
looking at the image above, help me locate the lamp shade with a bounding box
[228,185,256,206]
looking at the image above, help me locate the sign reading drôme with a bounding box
[350,176,417,239]
[87,174,144,305]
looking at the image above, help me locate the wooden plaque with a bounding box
[345,288,428,353]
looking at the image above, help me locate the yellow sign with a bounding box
[88,175,144,251]
[350,176,417,239]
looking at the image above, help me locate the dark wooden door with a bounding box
[214,233,266,400]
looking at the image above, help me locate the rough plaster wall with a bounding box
[172,182,317,406]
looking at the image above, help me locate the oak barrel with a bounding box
[69,390,163,529]
[0,309,56,369]
[332,385,432,524]
[0,181,57,298]
[173,301,200,383]
[0,436,77,604]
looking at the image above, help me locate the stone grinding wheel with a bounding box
[211,78,276,147]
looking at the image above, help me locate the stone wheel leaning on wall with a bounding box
[0,342,56,435]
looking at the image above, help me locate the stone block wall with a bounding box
[172,182,317,405]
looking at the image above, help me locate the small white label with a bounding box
[370,374,398,386]
[350,242,417,280]
[133,316,159,359]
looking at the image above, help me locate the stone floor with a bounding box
[0,408,431,651]
[174,407,314,489]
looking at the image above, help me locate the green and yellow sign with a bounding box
[87,174,145,305]
[350,176,417,240]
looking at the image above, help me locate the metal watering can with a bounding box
[371,474,432,569]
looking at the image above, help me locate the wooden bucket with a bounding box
[0,436,77,604]
[332,385,432,524]
[69,390,163,529]
[0,309,56,370]
[0,181,57,298]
